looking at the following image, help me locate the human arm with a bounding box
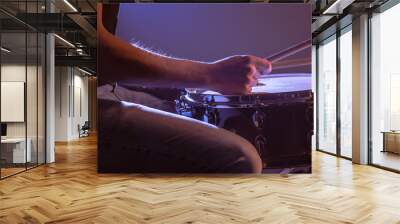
[97,4,271,94]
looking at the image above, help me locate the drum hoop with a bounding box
[183,73,312,106]
[189,89,311,97]
[186,73,312,96]
[184,90,312,107]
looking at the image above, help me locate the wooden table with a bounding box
[381,131,400,154]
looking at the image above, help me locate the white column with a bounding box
[46,32,55,163]
[352,14,369,164]
[45,0,56,163]
[312,45,317,151]
[55,67,73,141]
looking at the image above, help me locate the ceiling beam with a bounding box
[322,0,356,14]
[67,13,97,46]
[55,55,96,70]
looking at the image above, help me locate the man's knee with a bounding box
[223,137,263,173]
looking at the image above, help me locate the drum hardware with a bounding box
[205,107,219,125]
[175,38,312,172]
[254,95,262,105]
[205,95,216,107]
[252,110,266,129]
[175,96,187,113]
[238,95,244,104]
[177,73,313,171]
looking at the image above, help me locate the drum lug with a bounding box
[206,95,216,106]
[175,95,192,115]
[254,95,261,105]
[205,107,219,125]
[252,110,266,129]
[175,99,182,114]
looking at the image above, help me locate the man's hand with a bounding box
[206,55,272,95]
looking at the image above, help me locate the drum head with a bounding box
[184,73,312,106]
[252,73,311,94]
[189,73,311,95]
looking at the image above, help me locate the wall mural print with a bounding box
[97,3,312,174]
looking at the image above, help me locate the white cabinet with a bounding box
[1,138,32,163]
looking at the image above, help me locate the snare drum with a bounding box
[176,73,313,171]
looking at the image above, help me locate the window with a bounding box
[317,35,337,154]
[1,31,28,177]
[339,27,352,158]
[0,1,46,179]
[370,2,400,171]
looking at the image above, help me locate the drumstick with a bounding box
[266,39,311,63]
[272,58,311,70]
[257,39,311,81]
[258,58,311,79]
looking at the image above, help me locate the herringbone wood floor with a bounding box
[1,135,400,224]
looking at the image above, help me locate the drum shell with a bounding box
[177,91,313,169]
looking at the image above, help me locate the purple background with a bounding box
[116,3,311,74]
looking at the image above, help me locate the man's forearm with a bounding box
[97,3,271,94]
[98,23,212,89]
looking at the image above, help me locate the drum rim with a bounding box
[186,73,312,96]
[183,90,313,108]
[186,89,312,97]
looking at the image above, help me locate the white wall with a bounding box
[1,65,25,133]
[1,65,26,140]
[55,66,70,141]
[55,67,89,141]
[1,64,40,138]
[1,63,46,164]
